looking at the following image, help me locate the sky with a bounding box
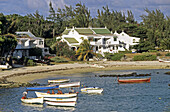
[0,0,170,22]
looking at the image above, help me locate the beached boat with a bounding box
[117,77,151,83]
[48,79,70,83]
[91,64,105,68]
[44,97,77,102]
[35,91,77,98]
[81,87,103,94]
[159,59,170,63]
[46,101,76,107]
[21,97,43,104]
[49,82,80,88]
[26,85,59,91]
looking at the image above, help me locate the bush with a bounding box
[50,56,68,63]
[119,51,132,53]
[95,53,104,59]
[133,54,157,61]
[156,53,162,56]
[111,53,125,61]
[104,52,114,60]
[148,50,157,52]
[27,59,36,66]
[165,53,170,56]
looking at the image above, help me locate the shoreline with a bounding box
[0,61,170,88]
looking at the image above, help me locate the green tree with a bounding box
[73,3,91,27]
[0,13,8,34]
[76,39,93,61]
[51,40,76,60]
[0,34,17,64]
[140,9,166,48]
[46,1,57,37]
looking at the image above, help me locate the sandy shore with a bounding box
[0,61,170,83]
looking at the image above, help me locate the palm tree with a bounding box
[76,39,93,61]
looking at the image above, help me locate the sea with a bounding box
[0,69,169,112]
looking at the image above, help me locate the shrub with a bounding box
[165,53,170,56]
[104,52,114,60]
[119,51,132,53]
[27,59,36,66]
[111,53,125,61]
[156,53,162,56]
[133,54,157,61]
[95,53,104,59]
[50,56,68,63]
[148,50,157,52]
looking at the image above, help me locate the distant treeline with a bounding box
[0,2,169,52]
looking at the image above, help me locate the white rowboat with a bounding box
[21,97,43,104]
[49,82,80,88]
[81,87,103,94]
[35,91,77,98]
[59,82,80,88]
[46,101,76,107]
[44,97,77,102]
[48,79,70,83]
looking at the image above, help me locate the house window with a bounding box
[39,41,43,45]
[133,39,136,43]
[113,36,117,41]
[44,49,48,52]
[114,37,117,41]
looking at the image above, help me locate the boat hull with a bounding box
[118,77,151,83]
[50,82,80,88]
[59,82,80,88]
[21,97,43,104]
[26,85,59,91]
[46,101,76,107]
[35,91,77,98]
[48,79,70,83]
[44,97,77,102]
[81,87,103,94]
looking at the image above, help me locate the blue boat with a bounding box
[26,85,59,91]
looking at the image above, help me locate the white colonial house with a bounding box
[13,30,50,59]
[114,31,140,52]
[57,27,140,56]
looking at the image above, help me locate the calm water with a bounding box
[0,69,169,112]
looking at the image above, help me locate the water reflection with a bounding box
[21,103,44,108]
[46,105,75,112]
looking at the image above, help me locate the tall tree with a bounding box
[140,8,166,49]
[0,13,8,34]
[73,3,91,27]
[76,39,93,61]
[0,34,17,64]
[126,10,135,23]
[46,1,57,37]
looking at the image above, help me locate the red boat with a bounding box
[117,77,151,83]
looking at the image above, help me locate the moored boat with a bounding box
[46,101,76,107]
[48,79,70,83]
[81,87,103,94]
[49,82,80,88]
[26,85,59,91]
[44,97,77,102]
[117,77,151,83]
[35,91,77,98]
[59,82,80,88]
[21,97,43,104]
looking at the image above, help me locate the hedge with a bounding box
[133,54,157,61]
